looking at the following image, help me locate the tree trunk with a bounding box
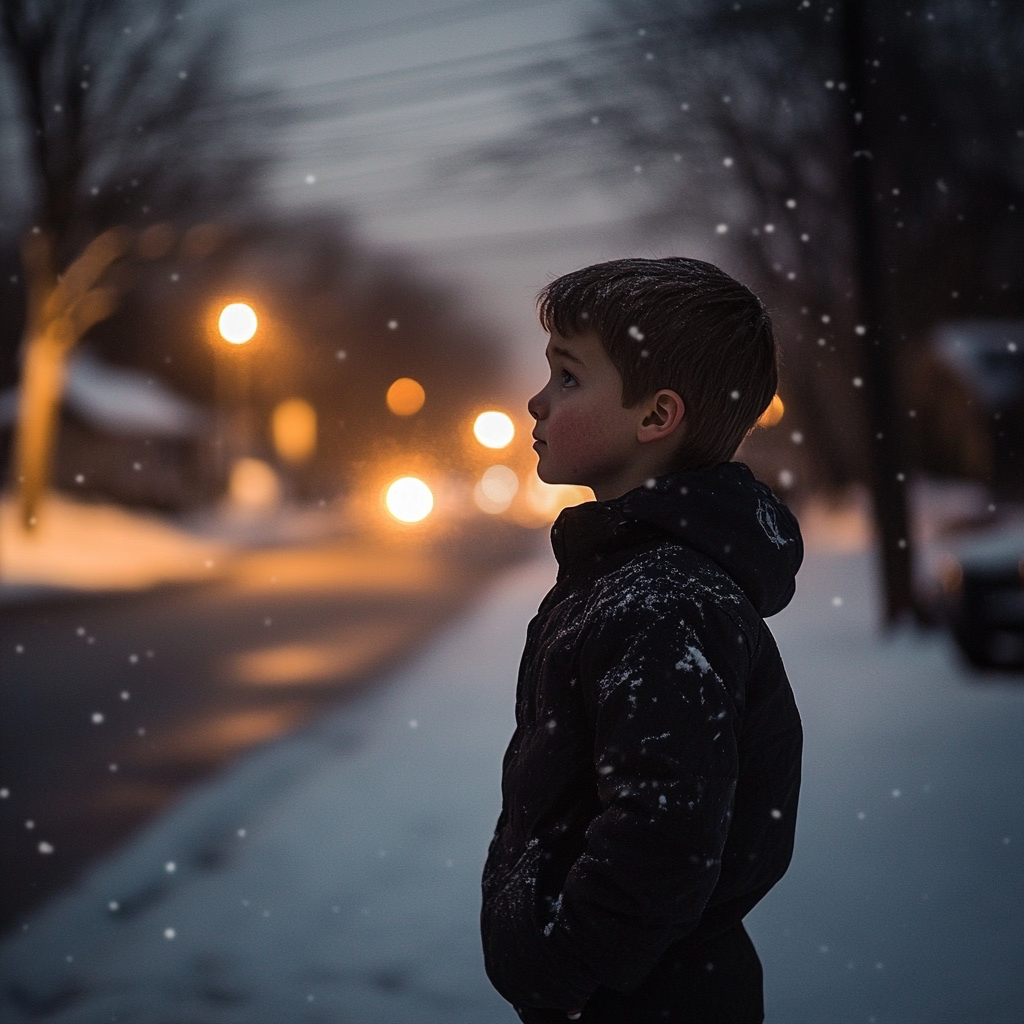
[842,0,917,624]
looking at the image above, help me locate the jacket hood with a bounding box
[550,462,803,617]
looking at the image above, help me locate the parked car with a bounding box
[935,522,1024,670]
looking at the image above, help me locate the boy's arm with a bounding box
[546,592,750,997]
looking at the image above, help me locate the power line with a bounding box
[256,33,589,105]
[247,0,577,63]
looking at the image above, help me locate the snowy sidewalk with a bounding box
[1,545,1022,1023]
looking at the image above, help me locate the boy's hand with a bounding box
[566,1010,583,1020]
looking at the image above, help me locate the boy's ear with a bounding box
[637,389,686,444]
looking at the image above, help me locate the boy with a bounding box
[481,257,803,1024]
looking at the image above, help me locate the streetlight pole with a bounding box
[214,302,258,485]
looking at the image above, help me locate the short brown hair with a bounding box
[538,257,777,471]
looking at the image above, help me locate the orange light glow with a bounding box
[524,475,591,520]
[271,398,317,463]
[386,377,426,416]
[229,458,280,510]
[473,410,515,448]
[218,302,257,344]
[757,394,785,427]
[385,476,433,523]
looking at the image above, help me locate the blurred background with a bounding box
[0,1,1021,1021]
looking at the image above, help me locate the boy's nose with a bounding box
[527,390,545,421]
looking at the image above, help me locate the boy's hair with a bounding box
[538,257,778,471]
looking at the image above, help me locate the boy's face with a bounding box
[528,331,661,501]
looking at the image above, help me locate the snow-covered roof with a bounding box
[0,350,210,439]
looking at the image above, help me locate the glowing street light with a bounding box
[218,302,257,345]
[271,398,317,463]
[473,410,515,449]
[757,394,785,427]
[385,476,433,523]
[386,377,426,416]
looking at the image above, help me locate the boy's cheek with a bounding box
[547,409,598,462]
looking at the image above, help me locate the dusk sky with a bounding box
[226,0,712,388]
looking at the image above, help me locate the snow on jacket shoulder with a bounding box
[481,462,803,1015]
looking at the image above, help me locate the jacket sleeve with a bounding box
[544,583,751,997]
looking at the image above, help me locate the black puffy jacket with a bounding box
[481,462,803,1021]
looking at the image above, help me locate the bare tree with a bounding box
[0,0,282,527]
[464,0,1023,622]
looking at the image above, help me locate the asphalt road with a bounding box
[0,522,538,937]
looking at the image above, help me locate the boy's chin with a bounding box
[536,464,584,489]
[535,463,563,485]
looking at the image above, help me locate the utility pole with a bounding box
[842,0,917,624]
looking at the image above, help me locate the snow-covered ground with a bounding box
[0,492,353,602]
[1,539,1022,1023]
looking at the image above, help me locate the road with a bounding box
[0,521,538,936]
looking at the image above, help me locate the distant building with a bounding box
[930,320,1024,498]
[0,350,217,510]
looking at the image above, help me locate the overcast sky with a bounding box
[227,0,707,389]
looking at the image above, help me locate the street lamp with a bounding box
[212,302,258,484]
[757,394,785,428]
[385,476,433,523]
[218,302,257,345]
[473,410,515,449]
[386,377,425,416]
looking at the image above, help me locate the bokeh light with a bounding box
[386,377,426,416]
[525,475,591,520]
[271,398,317,463]
[218,303,258,345]
[473,410,515,448]
[229,458,280,510]
[473,465,519,514]
[757,393,785,427]
[385,476,433,523]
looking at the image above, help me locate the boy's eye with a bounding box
[560,368,577,387]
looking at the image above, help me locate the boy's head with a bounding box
[535,257,777,481]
